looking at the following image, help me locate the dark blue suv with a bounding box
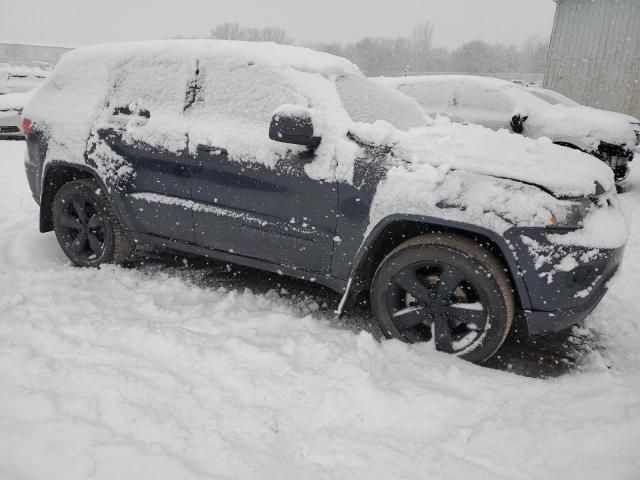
[23,41,627,363]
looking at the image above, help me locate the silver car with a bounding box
[379,75,638,181]
[0,92,30,139]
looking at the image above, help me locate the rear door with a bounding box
[90,55,197,243]
[186,61,338,273]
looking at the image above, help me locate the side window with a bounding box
[104,56,196,152]
[399,81,455,116]
[455,83,514,115]
[187,60,307,162]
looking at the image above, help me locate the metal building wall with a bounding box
[544,0,640,118]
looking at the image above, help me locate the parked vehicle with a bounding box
[22,41,627,363]
[0,92,30,139]
[527,86,640,147]
[379,75,638,181]
[0,64,49,94]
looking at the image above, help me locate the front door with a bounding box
[190,147,337,273]
[185,59,337,273]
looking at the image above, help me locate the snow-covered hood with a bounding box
[352,118,615,198]
[520,104,637,152]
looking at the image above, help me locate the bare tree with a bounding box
[408,22,434,73]
[209,22,291,44]
[210,22,245,40]
[259,27,291,44]
[410,23,434,52]
[205,22,548,77]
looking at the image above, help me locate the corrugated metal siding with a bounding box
[544,0,640,118]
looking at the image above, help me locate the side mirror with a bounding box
[510,114,528,134]
[269,105,321,148]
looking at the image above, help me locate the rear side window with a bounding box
[109,57,192,114]
[104,56,196,152]
[187,59,307,164]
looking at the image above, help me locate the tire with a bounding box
[370,233,514,364]
[52,178,133,267]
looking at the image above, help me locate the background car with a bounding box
[379,75,639,181]
[0,91,31,139]
[0,64,49,94]
[528,85,640,148]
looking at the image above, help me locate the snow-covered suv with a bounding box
[379,75,638,181]
[23,41,627,363]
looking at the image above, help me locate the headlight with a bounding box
[546,198,593,230]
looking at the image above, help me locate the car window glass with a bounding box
[105,56,195,152]
[398,80,455,116]
[455,82,514,114]
[187,60,308,164]
[337,76,428,130]
[109,57,192,115]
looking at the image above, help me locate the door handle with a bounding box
[196,144,227,156]
[97,127,123,139]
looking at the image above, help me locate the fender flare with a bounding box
[39,160,132,234]
[338,214,532,313]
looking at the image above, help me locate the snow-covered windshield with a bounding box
[337,76,428,130]
[529,88,579,107]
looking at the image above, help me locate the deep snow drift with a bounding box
[1,140,639,479]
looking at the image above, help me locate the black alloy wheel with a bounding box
[371,234,514,364]
[52,178,133,267]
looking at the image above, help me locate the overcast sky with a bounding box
[0,0,556,49]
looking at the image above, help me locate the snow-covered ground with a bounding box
[1,139,639,479]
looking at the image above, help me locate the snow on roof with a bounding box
[59,40,362,78]
[24,40,362,166]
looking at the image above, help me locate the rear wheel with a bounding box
[52,178,133,267]
[370,234,514,364]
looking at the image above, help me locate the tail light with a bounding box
[22,117,33,136]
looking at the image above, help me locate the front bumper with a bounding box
[504,227,625,335]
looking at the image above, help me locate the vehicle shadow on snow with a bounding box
[131,253,602,379]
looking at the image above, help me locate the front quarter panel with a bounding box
[332,150,533,309]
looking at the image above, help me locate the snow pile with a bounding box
[380,75,637,152]
[2,140,640,479]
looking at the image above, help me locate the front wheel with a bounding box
[52,178,133,267]
[370,234,514,364]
